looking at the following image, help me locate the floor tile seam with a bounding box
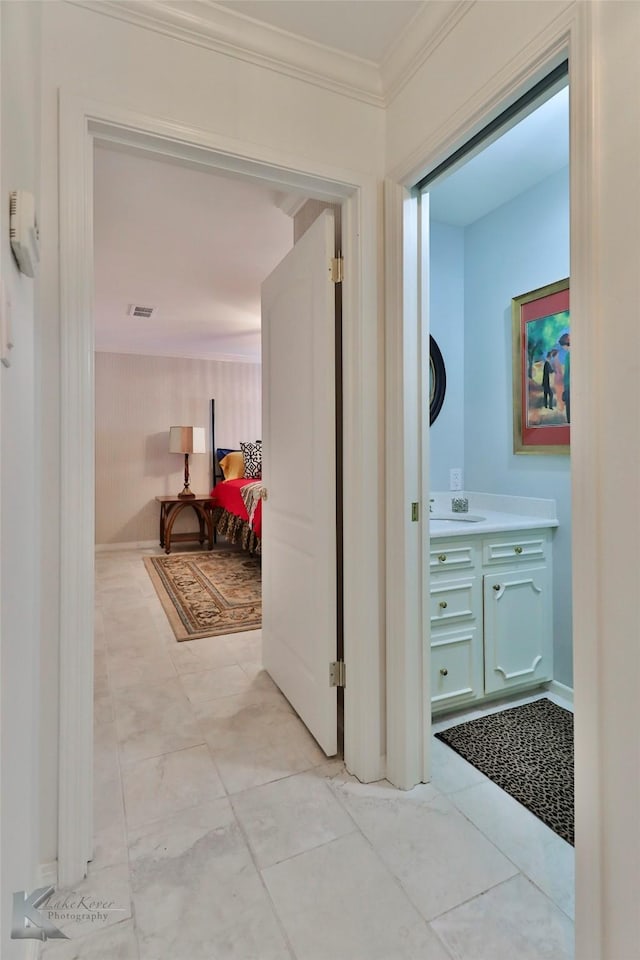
[225,788,300,960]
[444,764,575,892]
[427,870,527,925]
[274,813,446,940]
[117,737,208,770]
[229,775,361,870]
[122,787,229,835]
[326,786,523,926]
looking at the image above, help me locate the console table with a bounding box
[155,495,214,554]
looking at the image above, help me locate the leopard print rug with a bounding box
[436,698,574,845]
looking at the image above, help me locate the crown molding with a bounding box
[382,1,475,104]
[69,0,385,107]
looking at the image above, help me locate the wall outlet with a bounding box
[449,467,463,491]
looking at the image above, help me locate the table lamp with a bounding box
[169,426,206,498]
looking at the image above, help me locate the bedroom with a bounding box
[93,143,341,712]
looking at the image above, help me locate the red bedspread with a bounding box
[209,478,262,539]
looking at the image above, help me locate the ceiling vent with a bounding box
[127,304,157,319]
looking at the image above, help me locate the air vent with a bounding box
[127,304,157,319]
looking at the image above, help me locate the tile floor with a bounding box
[41,546,574,960]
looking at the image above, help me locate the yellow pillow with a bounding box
[220,451,245,480]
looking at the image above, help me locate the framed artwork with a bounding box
[512,278,570,455]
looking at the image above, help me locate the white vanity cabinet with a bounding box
[429,527,553,712]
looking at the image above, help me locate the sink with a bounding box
[430,513,485,522]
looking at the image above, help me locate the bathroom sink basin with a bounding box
[430,513,486,522]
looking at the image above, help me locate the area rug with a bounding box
[435,698,574,845]
[144,550,261,641]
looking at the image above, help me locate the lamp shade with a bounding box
[169,426,206,454]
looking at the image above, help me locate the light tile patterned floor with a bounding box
[41,546,574,959]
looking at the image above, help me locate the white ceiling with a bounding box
[214,1,425,62]
[93,145,293,362]
[429,86,569,227]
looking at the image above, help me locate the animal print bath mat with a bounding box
[436,698,574,844]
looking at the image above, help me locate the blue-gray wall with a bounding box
[429,221,465,491]
[430,166,572,686]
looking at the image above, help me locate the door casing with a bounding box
[57,92,383,887]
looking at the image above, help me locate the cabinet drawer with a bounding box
[430,576,476,625]
[482,534,546,565]
[430,543,476,572]
[431,627,480,707]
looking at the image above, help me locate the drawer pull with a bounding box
[438,554,447,563]
[439,667,448,677]
[438,601,448,609]
[514,545,523,554]
[493,583,501,591]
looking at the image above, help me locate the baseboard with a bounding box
[95,539,157,552]
[545,679,574,706]
[38,859,58,887]
[24,940,42,960]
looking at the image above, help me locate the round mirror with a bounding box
[429,335,446,425]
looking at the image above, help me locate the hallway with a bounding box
[42,546,574,959]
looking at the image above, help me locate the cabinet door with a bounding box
[483,565,553,694]
[431,626,483,710]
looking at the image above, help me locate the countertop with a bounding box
[429,491,558,540]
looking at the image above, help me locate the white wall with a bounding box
[38,0,385,865]
[95,353,261,544]
[1,2,42,956]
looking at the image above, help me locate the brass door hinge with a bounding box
[330,256,344,283]
[329,660,346,688]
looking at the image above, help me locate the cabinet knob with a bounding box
[439,600,448,609]
[438,554,447,563]
[514,545,523,554]
[440,667,448,677]
[493,583,501,591]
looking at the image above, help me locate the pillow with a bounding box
[219,451,245,480]
[240,440,262,479]
[216,447,239,462]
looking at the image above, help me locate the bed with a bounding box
[209,444,263,555]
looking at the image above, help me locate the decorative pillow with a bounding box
[219,451,245,480]
[240,440,262,479]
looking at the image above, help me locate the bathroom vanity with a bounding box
[429,493,558,714]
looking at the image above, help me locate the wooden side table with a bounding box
[155,495,214,554]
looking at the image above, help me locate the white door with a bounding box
[261,210,337,756]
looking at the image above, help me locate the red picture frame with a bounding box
[512,278,570,454]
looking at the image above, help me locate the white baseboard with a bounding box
[24,940,42,960]
[546,679,574,706]
[38,859,58,887]
[95,539,157,552]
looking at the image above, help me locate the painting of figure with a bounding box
[512,279,570,454]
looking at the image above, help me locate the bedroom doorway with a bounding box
[60,100,376,886]
[93,146,344,737]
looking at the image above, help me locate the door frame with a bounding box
[58,92,383,886]
[385,3,602,954]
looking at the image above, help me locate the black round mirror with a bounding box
[429,335,446,425]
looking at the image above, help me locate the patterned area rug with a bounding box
[435,698,574,845]
[144,550,261,641]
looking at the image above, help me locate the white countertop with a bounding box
[429,491,558,540]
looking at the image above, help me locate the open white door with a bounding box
[261,209,337,756]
